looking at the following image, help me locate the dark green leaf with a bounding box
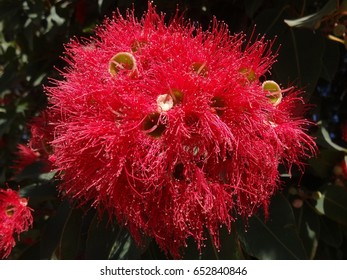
[183,226,245,260]
[55,208,84,259]
[40,200,71,259]
[253,7,287,37]
[237,194,307,259]
[254,7,325,94]
[319,216,343,248]
[140,240,167,260]
[273,28,325,94]
[18,240,41,260]
[19,181,57,200]
[320,39,340,82]
[293,203,320,259]
[13,161,46,181]
[314,184,347,226]
[244,0,264,18]
[308,149,343,179]
[98,0,118,15]
[86,213,140,259]
[216,226,245,260]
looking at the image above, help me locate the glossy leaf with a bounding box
[284,0,337,29]
[13,162,48,181]
[319,216,343,248]
[19,181,58,201]
[308,149,343,179]
[217,226,245,260]
[321,36,341,82]
[237,194,307,259]
[273,28,325,94]
[40,200,71,259]
[55,208,84,259]
[85,214,140,260]
[314,184,347,226]
[183,226,245,260]
[320,125,347,153]
[293,203,320,259]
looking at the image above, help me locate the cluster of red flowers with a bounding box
[40,4,316,257]
[0,189,33,259]
[13,112,53,175]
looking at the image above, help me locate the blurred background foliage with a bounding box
[1,0,347,259]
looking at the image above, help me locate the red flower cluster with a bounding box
[42,4,316,257]
[13,112,53,175]
[0,189,33,259]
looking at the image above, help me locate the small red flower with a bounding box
[0,188,33,259]
[28,111,53,152]
[12,144,40,173]
[13,112,54,174]
[43,4,316,258]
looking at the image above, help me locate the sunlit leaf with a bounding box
[320,125,347,153]
[38,171,57,181]
[284,0,337,29]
